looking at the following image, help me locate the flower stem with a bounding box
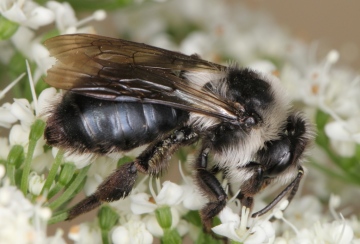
[47,165,90,210]
[20,119,46,195]
[48,211,68,225]
[6,145,24,185]
[41,150,64,195]
[48,163,76,199]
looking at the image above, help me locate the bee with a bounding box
[44,34,312,231]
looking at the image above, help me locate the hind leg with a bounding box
[67,127,199,220]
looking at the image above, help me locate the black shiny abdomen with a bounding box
[45,92,189,154]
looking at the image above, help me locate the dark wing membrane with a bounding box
[44,33,238,121]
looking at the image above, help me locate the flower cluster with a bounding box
[1,0,360,243]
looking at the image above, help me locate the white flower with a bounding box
[313,219,354,244]
[11,98,35,128]
[325,116,360,157]
[46,1,106,34]
[0,96,35,129]
[111,217,153,244]
[130,180,184,215]
[130,192,157,214]
[0,138,10,160]
[30,151,54,174]
[83,156,117,196]
[284,195,323,230]
[46,1,77,33]
[28,172,46,196]
[0,103,17,128]
[181,178,207,211]
[155,181,184,206]
[0,0,54,29]
[129,180,183,237]
[11,27,54,80]
[178,159,207,211]
[179,31,215,58]
[0,183,56,244]
[9,123,30,146]
[9,123,45,158]
[247,60,277,75]
[68,222,101,244]
[212,206,275,243]
[0,165,5,179]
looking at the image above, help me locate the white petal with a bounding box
[246,221,275,244]
[112,226,130,244]
[28,172,45,196]
[0,165,5,179]
[68,223,101,243]
[329,222,354,244]
[176,219,189,237]
[11,98,34,127]
[9,124,29,147]
[0,138,10,160]
[329,140,356,158]
[170,207,180,228]
[30,43,54,76]
[0,105,18,128]
[182,184,206,210]
[1,3,27,23]
[11,26,35,58]
[218,206,240,224]
[83,174,102,196]
[26,6,54,29]
[46,1,77,31]
[155,181,183,206]
[212,222,243,242]
[31,151,53,174]
[132,229,153,244]
[325,121,352,141]
[130,193,157,214]
[144,215,163,237]
[248,60,276,74]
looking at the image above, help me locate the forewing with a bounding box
[44,34,238,121]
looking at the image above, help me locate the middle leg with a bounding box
[194,147,227,232]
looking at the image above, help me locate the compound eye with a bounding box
[244,117,256,127]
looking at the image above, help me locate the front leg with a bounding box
[195,147,227,232]
[236,163,265,213]
[236,164,304,218]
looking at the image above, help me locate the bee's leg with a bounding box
[67,127,198,220]
[67,161,138,220]
[134,127,198,176]
[251,166,304,218]
[235,165,304,218]
[235,165,265,216]
[195,147,227,233]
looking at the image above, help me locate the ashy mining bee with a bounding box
[44,34,312,231]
